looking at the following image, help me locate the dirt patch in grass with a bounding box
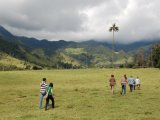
[18,95,27,98]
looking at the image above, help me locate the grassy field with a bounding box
[0,54,25,68]
[0,68,160,120]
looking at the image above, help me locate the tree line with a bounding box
[132,44,160,68]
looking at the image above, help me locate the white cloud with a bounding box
[0,0,160,43]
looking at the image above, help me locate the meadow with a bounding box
[0,68,160,120]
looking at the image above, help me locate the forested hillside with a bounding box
[0,25,159,70]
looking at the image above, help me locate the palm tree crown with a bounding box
[109,23,119,32]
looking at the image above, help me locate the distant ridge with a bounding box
[0,25,159,69]
[0,25,159,52]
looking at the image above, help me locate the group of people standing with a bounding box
[109,74,140,95]
[39,78,54,111]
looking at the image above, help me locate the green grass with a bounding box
[0,68,160,120]
[61,53,81,66]
[0,54,25,68]
[65,48,86,55]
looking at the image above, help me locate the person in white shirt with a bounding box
[135,77,140,89]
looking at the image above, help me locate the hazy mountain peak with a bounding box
[0,25,14,38]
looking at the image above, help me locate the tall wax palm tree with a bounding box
[109,23,119,68]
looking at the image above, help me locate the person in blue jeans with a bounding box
[128,76,135,92]
[39,78,48,109]
[120,74,128,95]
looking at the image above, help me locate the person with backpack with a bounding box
[39,78,48,109]
[45,82,54,111]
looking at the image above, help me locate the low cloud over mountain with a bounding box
[0,0,160,43]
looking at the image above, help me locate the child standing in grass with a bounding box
[109,74,116,94]
[45,83,54,111]
[135,77,140,89]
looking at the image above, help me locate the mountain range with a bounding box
[0,25,159,69]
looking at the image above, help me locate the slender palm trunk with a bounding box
[112,31,114,68]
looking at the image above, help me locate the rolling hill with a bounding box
[0,25,159,69]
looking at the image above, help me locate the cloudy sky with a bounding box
[0,0,160,43]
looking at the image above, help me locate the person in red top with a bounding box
[109,74,116,94]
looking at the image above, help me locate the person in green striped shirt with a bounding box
[45,83,54,110]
